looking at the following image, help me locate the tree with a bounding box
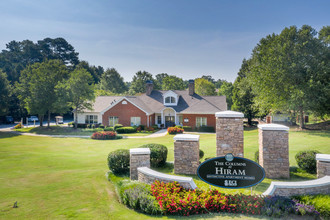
[246,25,329,128]
[76,61,104,84]
[218,81,234,109]
[195,78,216,96]
[129,71,156,94]
[162,75,185,90]
[17,60,69,127]
[232,59,259,125]
[201,75,215,84]
[155,73,169,86]
[98,68,127,93]
[0,71,11,116]
[65,68,95,128]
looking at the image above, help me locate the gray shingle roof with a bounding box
[86,90,227,114]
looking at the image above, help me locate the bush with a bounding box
[91,131,117,140]
[175,125,183,129]
[68,121,74,127]
[255,150,259,163]
[182,126,192,131]
[107,149,130,175]
[295,150,320,173]
[99,124,105,129]
[292,194,329,218]
[167,126,184,134]
[114,124,123,130]
[196,126,215,132]
[151,124,159,129]
[104,126,114,131]
[14,123,23,129]
[116,126,137,134]
[146,127,155,132]
[121,184,161,215]
[77,123,87,128]
[138,125,145,130]
[199,149,204,160]
[139,143,168,167]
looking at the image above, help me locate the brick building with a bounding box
[75,80,227,128]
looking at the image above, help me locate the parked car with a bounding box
[28,116,39,122]
[5,116,14,124]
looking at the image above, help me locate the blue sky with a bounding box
[0,0,329,82]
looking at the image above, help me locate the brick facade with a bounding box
[181,114,216,129]
[130,148,150,181]
[258,124,290,179]
[174,134,200,175]
[102,99,148,126]
[215,111,244,157]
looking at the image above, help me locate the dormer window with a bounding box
[165,96,176,104]
[163,90,179,106]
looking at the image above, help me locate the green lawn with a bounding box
[0,129,329,219]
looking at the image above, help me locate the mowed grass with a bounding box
[0,129,329,219]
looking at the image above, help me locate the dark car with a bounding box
[5,116,14,124]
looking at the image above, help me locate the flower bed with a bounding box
[91,131,119,140]
[167,127,184,135]
[114,180,320,218]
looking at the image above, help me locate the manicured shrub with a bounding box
[107,149,130,175]
[152,124,159,129]
[255,150,259,163]
[295,150,320,173]
[182,126,192,131]
[14,123,23,129]
[116,126,137,134]
[140,143,168,167]
[91,131,117,140]
[77,123,87,128]
[167,126,184,134]
[199,149,204,160]
[146,127,155,132]
[68,121,74,127]
[197,126,215,132]
[114,124,123,130]
[104,126,114,131]
[121,184,161,215]
[99,124,105,129]
[138,125,145,130]
[175,125,183,129]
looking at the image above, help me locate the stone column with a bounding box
[316,154,330,178]
[174,134,200,175]
[215,111,244,157]
[130,148,150,180]
[258,124,290,179]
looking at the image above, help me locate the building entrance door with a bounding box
[165,116,175,128]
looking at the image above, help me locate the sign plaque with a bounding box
[197,154,265,189]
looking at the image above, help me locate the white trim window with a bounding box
[157,116,161,124]
[196,117,207,127]
[165,96,176,104]
[131,117,141,126]
[85,115,98,124]
[109,116,119,127]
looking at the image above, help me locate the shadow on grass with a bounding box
[0,131,21,139]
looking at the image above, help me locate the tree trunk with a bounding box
[39,114,43,127]
[299,107,304,129]
[74,111,78,129]
[48,111,51,128]
[248,117,252,126]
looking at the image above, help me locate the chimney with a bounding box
[146,80,153,96]
[188,79,195,95]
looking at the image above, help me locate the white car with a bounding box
[28,116,39,122]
